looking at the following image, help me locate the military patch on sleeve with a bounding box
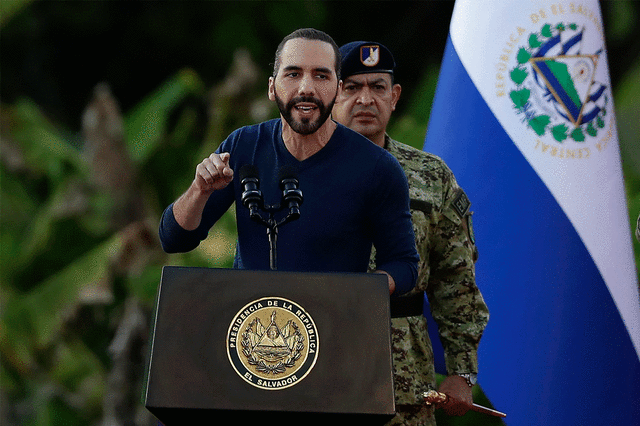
[452,189,471,218]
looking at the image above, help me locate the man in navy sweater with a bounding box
[159,28,418,296]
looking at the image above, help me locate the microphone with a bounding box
[279,166,303,220]
[240,164,263,220]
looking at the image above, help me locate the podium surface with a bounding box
[145,266,395,424]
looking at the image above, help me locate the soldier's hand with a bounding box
[437,375,473,416]
[194,152,234,194]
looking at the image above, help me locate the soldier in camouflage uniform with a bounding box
[333,41,490,426]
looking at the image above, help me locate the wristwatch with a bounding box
[457,373,477,387]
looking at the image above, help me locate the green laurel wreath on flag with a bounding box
[509,23,608,143]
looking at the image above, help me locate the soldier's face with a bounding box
[333,73,401,143]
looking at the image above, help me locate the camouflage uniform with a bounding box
[373,136,490,426]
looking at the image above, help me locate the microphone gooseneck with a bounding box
[238,164,303,271]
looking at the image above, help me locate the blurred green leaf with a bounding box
[8,99,86,177]
[49,337,105,399]
[0,0,34,27]
[1,233,126,378]
[124,68,205,164]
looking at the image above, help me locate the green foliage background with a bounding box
[1,1,639,425]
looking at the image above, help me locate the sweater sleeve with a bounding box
[371,152,420,296]
[159,202,207,253]
[158,135,238,254]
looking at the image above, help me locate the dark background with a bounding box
[1,1,462,128]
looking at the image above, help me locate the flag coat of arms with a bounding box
[424,1,640,424]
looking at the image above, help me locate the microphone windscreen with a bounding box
[239,164,259,181]
[278,165,298,181]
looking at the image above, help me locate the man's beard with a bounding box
[274,91,336,135]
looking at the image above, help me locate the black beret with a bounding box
[339,41,396,80]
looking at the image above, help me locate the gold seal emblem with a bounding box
[226,297,319,390]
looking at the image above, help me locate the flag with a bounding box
[424,1,640,424]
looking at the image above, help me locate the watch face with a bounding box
[459,373,477,386]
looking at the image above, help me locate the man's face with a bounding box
[332,73,401,142]
[269,38,339,135]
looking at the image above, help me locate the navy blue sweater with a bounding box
[159,119,418,295]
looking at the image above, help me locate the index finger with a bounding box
[209,152,233,178]
[207,152,228,167]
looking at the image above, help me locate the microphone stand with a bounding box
[248,205,300,270]
[240,165,302,271]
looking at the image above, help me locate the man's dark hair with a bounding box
[272,28,341,79]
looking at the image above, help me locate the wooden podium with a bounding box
[144,266,395,424]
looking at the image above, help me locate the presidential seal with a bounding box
[226,297,319,390]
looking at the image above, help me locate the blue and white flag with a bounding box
[424,1,640,424]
